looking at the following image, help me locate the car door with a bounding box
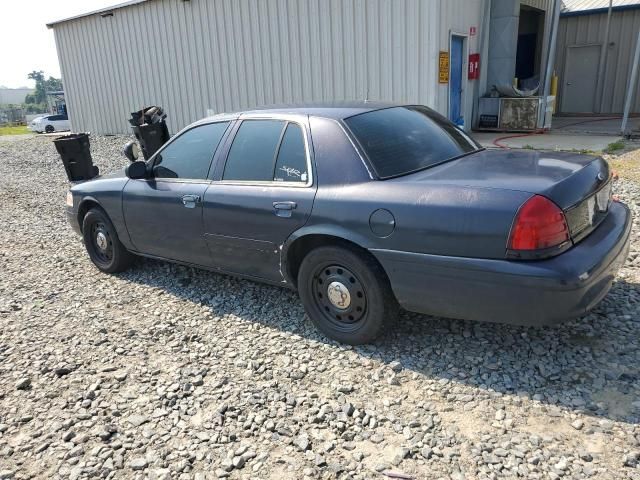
[203,116,317,282]
[59,115,70,131]
[123,121,231,266]
[47,115,59,130]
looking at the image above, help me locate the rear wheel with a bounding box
[298,245,398,344]
[82,208,134,273]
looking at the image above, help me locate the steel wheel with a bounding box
[311,264,368,330]
[82,208,134,273]
[90,221,114,264]
[298,245,398,344]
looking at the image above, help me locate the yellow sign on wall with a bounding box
[439,51,450,84]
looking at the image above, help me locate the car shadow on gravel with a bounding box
[121,258,640,425]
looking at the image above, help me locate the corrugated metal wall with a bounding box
[555,8,640,113]
[522,0,553,11]
[53,0,486,134]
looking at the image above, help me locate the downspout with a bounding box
[539,0,561,128]
[621,31,640,136]
[596,0,613,113]
[473,0,492,129]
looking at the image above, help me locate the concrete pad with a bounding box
[473,132,621,153]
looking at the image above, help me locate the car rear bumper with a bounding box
[371,201,632,326]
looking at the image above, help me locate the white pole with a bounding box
[539,0,562,128]
[621,30,640,136]
[596,0,613,113]
[543,0,562,99]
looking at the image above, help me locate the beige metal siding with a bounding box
[562,0,640,13]
[522,0,553,11]
[555,8,640,113]
[54,0,486,134]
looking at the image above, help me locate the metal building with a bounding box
[555,0,640,114]
[48,0,556,134]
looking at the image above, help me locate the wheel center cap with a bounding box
[96,232,108,251]
[327,281,351,310]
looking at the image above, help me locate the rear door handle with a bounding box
[182,194,201,208]
[273,201,297,218]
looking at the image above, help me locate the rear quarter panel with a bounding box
[306,182,532,259]
[302,116,532,259]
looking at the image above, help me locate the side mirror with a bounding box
[126,160,147,179]
[123,141,140,162]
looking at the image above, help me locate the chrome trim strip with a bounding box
[330,118,374,180]
[215,115,314,188]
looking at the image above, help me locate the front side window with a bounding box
[344,106,481,179]
[154,122,229,180]
[223,120,308,183]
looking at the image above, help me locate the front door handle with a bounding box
[182,194,201,208]
[273,201,297,218]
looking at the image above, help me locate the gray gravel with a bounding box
[0,134,639,479]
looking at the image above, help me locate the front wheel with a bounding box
[82,208,134,273]
[298,245,398,345]
[45,125,54,133]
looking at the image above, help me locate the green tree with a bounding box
[45,77,63,92]
[27,70,63,104]
[28,70,46,104]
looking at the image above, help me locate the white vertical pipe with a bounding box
[539,0,561,129]
[543,0,561,98]
[621,30,640,135]
[596,0,613,113]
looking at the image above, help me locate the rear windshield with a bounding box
[344,106,481,179]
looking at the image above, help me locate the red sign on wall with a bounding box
[470,26,477,36]
[468,53,480,80]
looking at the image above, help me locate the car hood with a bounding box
[70,167,127,190]
[96,168,128,180]
[395,149,609,210]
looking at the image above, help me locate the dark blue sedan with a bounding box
[66,103,632,344]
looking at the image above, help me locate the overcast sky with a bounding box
[0,0,118,88]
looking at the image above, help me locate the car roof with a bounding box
[196,101,403,124]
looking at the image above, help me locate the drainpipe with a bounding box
[539,0,561,128]
[621,31,640,136]
[473,0,492,129]
[596,0,613,113]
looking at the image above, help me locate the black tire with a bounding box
[82,208,134,273]
[45,125,54,133]
[298,245,398,345]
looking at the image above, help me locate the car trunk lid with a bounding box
[395,149,612,243]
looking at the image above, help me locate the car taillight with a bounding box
[508,195,570,251]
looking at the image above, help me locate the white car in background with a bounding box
[30,114,70,133]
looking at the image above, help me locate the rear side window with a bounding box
[344,106,480,179]
[223,120,308,183]
[274,124,307,183]
[154,122,229,180]
[224,120,284,181]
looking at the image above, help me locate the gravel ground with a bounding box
[0,134,639,480]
